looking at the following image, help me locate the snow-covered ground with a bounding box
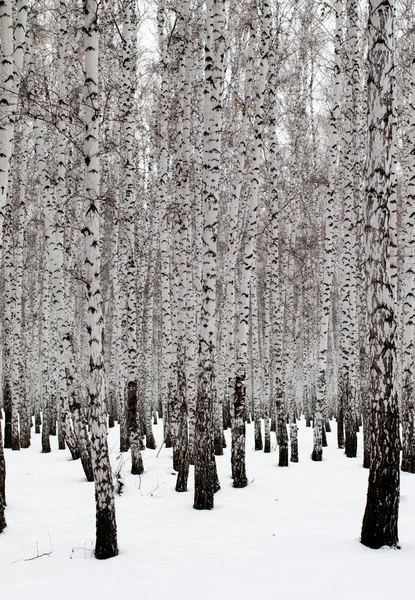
[1,419,414,600]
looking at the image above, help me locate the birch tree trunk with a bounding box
[401,56,415,473]
[157,2,174,450]
[233,0,270,487]
[82,0,118,559]
[361,0,400,550]
[312,0,341,462]
[120,0,144,476]
[194,0,225,510]
[0,0,14,246]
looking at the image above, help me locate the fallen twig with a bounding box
[156,439,166,458]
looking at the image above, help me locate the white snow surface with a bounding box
[2,419,415,600]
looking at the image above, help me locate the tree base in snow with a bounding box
[279,446,288,466]
[311,446,322,462]
[233,477,248,489]
[214,436,224,456]
[345,433,357,458]
[131,454,144,475]
[0,506,6,534]
[401,456,415,473]
[146,434,157,450]
[193,479,214,509]
[95,506,118,560]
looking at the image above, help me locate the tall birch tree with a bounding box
[360,0,400,550]
[82,0,118,559]
[194,0,225,510]
[401,57,415,473]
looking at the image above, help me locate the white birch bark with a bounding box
[267,7,288,466]
[157,2,174,450]
[361,0,400,550]
[170,0,192,489]
[312,0,341,461]
[0,0,14,246]
[119,0,144,475]
[194,0,225,510]
[401,56,415,473]
[82,0,117,559]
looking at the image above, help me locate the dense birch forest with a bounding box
[0,0,414,559]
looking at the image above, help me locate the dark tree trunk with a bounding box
[20,418,31,449]
[290,421,299,463]
[108,392,116,428]
[128,381,144,475]
[214,386,224,455]
[3,381,12,448]
[321,425,327,449]
[19,394,31,449]
[70,397,93,480]
[277,393,289,467]
[194,365,217,509]
[49,400,57,436]
[95,501,118,560]
[35,411,42,434]
[231,375,248,488]
[337,399,345,449]
[214,435,223,455]
[264,417,271,453]
[175,396,189,493]
[164,401,173,449]
[223,387,231,429]
[401,372,415,472]
[362,406,371,469]
[57,413,66,450]
[344,377,357,458]
[0,421,6,534]
[254,416,263,451]
[42,403,51,454]
[145,426,157,450]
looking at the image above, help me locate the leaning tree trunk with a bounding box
[360,0,400,550]
[82,0,118,560]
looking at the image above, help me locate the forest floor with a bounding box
[1,418,415,600]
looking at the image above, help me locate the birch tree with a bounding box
[194,0,225,510]
[401,57,415,473]
[312,0,342,461]
[361,0,400,550]
[82,0,118,559]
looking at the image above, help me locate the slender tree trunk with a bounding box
[194,0,225,509]
[312,0,342,462]
[361,0,400,550]
[401,57,415,473]
[83,0,118,559]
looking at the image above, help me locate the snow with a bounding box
[2,419,415,600]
